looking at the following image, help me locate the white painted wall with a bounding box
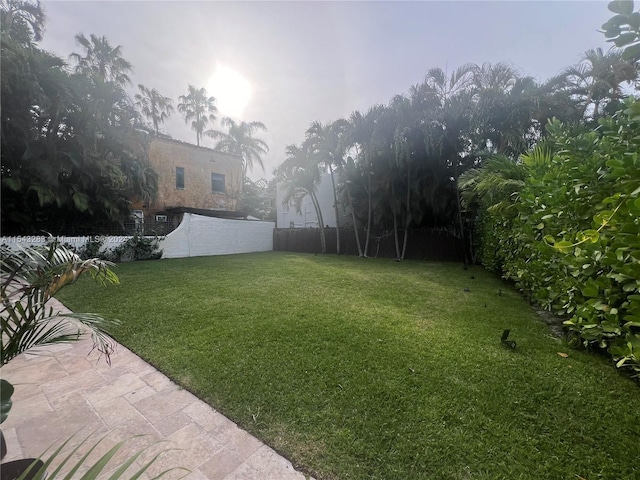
[161,213,274,258]
[1,214,274,259]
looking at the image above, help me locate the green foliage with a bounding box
[602,1,640,61]
[77,238,108,260]
[238,177,276,221]
[109,235,163,262]
[470,102,640,376]
[0,242,120,367]
[0,5,158,235]
[0,379,14,424]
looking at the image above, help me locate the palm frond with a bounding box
[1,242,120,366]
[14,431,189,480]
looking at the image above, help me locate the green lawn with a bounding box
[58,252,640,480]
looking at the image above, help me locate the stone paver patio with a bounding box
[0,299,310,479]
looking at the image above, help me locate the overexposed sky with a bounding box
[39,1,613,180]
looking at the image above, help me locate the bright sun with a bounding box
[208,65,252,119]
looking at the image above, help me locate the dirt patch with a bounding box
[533,307,565,338]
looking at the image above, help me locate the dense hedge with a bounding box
[479,100,640,376]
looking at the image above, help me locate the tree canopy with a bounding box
[1,2,157,234]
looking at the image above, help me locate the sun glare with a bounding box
[208,65,252,119]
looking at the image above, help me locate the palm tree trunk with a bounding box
[364,166,372,257]
[345,182,363,256]
[455,179,470,265]
[400,162,411,261]
[309,190,326,254]
[391,181,401,260]
[328,164,340,254]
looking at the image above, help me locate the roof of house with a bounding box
[149,134,242,160]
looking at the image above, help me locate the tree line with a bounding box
[1,0,270,235]
[275,16,638,260]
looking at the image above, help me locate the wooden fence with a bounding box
[273,227,466,262]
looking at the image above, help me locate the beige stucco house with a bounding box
[132,136,244,231]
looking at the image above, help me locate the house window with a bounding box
[211,173,225,193]
[176,167,185,189]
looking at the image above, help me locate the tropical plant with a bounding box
[207,118,268,178]
[238,177,276,221]
[603,0,640,64]
[0,17,158,235]
[0,241,178,479]
[276,143,327,253]
[347,106,383,257]
[304,119,351,254]
[109,235,163,262]
[563,47,637,122]
[462,110,640,376]
[1,242,120,367]
[70,33,133,87]
[135,84,174,134]
[177,85,217,146]
[3,432,188,480]
[604,0,640,124]
[0,0,45,43]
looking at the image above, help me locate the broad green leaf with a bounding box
[608,1,634,15]
[614,32,639,47]
[0,379,14,424]
[72,192,90,212]
[621,42,640,60]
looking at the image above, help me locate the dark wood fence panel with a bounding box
[273,227,465,262]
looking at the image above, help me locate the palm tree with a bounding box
[564,48,638,121]
[348,105,387,257]
[304,119,350,254]
[0,0,45,43]
[177,85,217,146]
[207,118,268,178]
[69,33,133,86]
[135,84,174,134]
[276,143,327,254]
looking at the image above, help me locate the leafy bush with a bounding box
[470,102,640,376]
[109,235,163,262]
[77,238,110,261]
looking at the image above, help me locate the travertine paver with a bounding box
[0,298,312,479]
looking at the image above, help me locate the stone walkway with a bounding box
[1,299,310,480]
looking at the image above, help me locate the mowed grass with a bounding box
[57,252,640,480]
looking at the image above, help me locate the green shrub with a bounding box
[109,235,163,262]
[473,101,640,376]
[77,238,109,261]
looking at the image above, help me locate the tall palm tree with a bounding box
[348,105,387,257]
[177,85,217,146]
[134,84,173,134]
[207,118,268,178]
[69,33,133,86]
[304,119,350,254]
[0,0,45,43]
[564,47,638,121]
[276,143,327,254]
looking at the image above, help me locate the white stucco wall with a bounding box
[161,213,274,258]
[1,215,274,259]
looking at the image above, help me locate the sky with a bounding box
[38,0,614,180]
